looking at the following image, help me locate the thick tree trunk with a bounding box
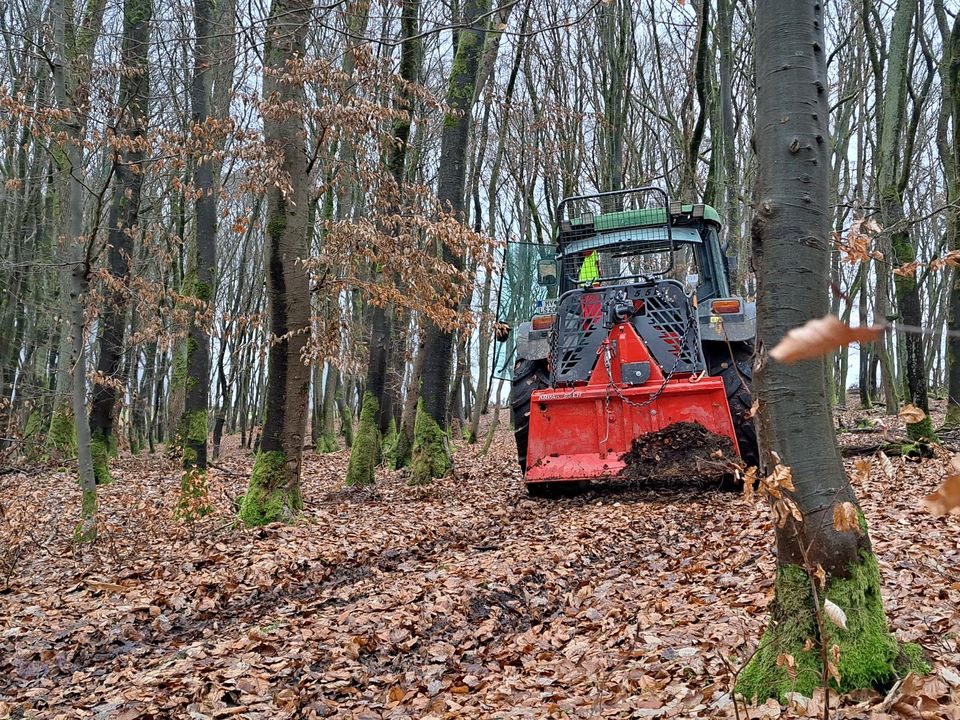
[87,0,151,485]
[738,0,913,701]
[410,0,486,483]
[239,0,313,525]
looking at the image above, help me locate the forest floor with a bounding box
[1,404,959,719]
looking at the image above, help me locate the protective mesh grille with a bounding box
[550,282,704,386]
[556,189,677,289]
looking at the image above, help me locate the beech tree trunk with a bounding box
[410,0,486,483]
[239,0,313,525]
[175,0,219,518]
[347,0,421,486]
[876,0,934,441]
[939,6,960,426]
[87,0,151,485]
[738,0,915,701]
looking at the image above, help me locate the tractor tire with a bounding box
[509,359,550,474]
[706,342,760,470]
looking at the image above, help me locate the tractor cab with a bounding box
[508,187,758,496]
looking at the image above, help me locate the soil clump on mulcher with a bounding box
[619,421,737,486]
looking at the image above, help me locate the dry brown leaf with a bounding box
[923,475,960,517]
[769,315,885,364]
[823,598,847,630]
[878,451,896,482]
[853,457,872,483]
[898,404,927,424]
[813,564,826,589]
[85,580,129,594]
[832,502,861,534]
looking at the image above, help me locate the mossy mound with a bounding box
[238,451,302,526]
[346,392,380,487]
[381,418,399,470]
[410,400,450,485]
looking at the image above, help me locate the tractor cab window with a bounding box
[562,226,704,294]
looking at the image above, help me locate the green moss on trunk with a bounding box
[48,407,77,458]
[90,431,113,485]
[74,487,97,542]
[346,392,380,487]
[905,415,936,442]
[410,399,450,485]
[394,426,413,469]
[737,552,922,702]
[339,402,353,448]
[238,451,302,526]
[315,432,338,453]
[381,417,399,470]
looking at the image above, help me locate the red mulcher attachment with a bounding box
[525,286,740,487]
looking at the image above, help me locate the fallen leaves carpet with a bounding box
[1,421,958,719]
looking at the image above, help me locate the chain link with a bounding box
[600,308,698,413]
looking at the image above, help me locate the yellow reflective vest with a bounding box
[578,250,600,285]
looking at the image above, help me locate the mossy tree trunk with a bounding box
[176,0,218,519]
[88,0,151,486]
[348,0,422,486]
[239,0,312,526]
[410,0,487,483]
[739,0,912,702]
[47,0,107,462]
[873,0,935,441]
[938,6,960,426]
[316,362,339,453]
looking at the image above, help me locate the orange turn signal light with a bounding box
[711,299,741,314]
[531,314,556,330]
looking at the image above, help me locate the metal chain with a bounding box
[600,308,697,412]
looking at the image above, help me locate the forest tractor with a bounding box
[508,187,759,497]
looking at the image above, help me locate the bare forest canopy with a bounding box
[0,0,958,469]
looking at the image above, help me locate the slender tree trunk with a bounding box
[347,0,421,486]
[738,0,911,701]
[176,0,220,518]
[410,0,487,483]
[87,0,151,484]
[939,8,960,426]
[876,0,933,441]
[239,0,313,525]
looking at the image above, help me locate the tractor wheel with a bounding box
[707,342,760,470]
[509,359,550,474]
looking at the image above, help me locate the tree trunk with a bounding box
[176,0,221,518]
[939,7,960,426]
[347,0,421,486]
[738,0,914,701]
[87,0,151,485]
[239,0,313,525]
[410,0,486,484]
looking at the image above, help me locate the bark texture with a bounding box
[739,0,905,700]
[88,0,151,485]
[239,0,313,525]
[410,0,486,483]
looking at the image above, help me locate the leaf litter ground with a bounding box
[1,409,959,719]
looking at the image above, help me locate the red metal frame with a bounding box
[525,321,740,485]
